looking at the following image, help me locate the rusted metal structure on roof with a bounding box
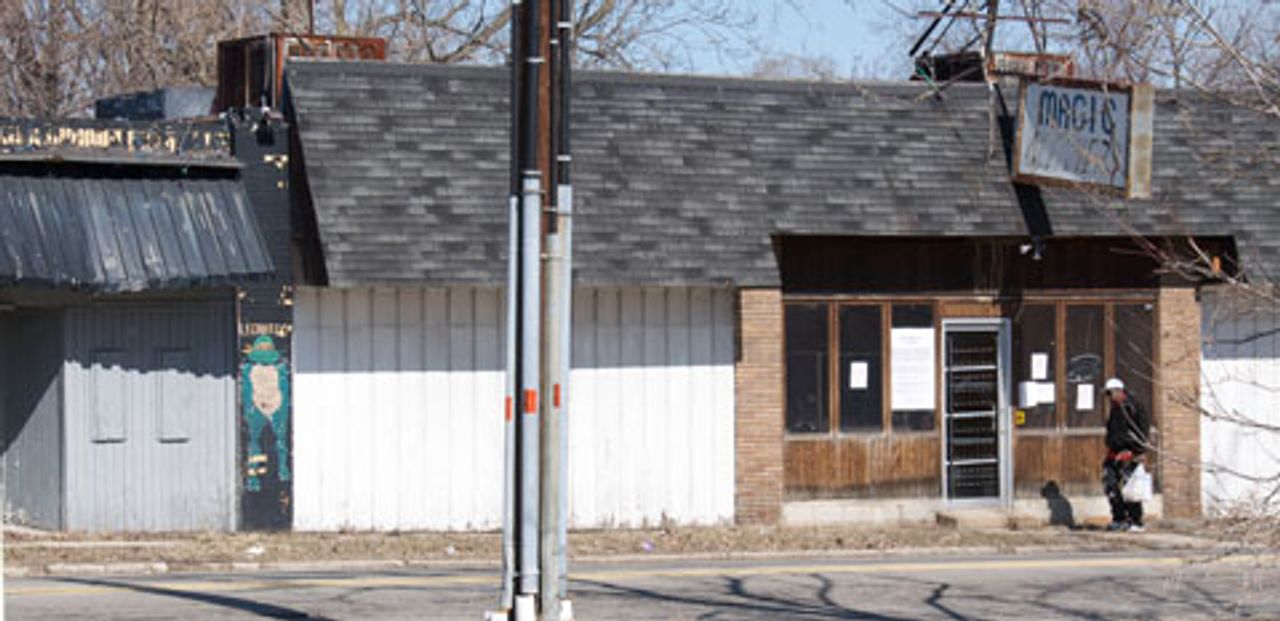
[986,51,1075,80]
[215,33,387,112]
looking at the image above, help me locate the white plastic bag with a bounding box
[1122,463,1153,503]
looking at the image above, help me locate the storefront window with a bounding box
[839,305,883,432]
[1013,304,1056,428]
[1066,305,1106,428]
[785,304,828,433]
[1115,303,1155,418]
[891,304,936,431]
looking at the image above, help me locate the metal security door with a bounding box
[63,302,236,531]
[941,319,1011,504]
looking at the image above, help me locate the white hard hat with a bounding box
[1104,378,1125,392]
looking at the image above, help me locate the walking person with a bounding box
[1102,377,1151,532]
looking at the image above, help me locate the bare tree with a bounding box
[749,52,842,81]
[0,0,273,117]
[1027,2,1280,527]
[310,0,756,70]
[0,0,74,117]
[0,0,765,117]
[878,2,1280,528]
[1071,0,1279,116]
[876,0,1278,117]
[1023,1,1280,524]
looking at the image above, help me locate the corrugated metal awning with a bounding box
[0,165,273,292]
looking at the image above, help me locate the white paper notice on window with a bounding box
[849,361,869,390]
[1019,381,1056,408]
[891,328,936,411]
[1076,383,1095,411]
[1033,382,1055,405]
[1031,353,1049,381]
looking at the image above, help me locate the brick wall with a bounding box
[1157,286,1202,519]
[735,288,784,524]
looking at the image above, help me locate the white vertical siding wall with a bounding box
[294,286,735,531]
[570,288,736,527]
[1201,292,1280,514]
[294,287,504,531]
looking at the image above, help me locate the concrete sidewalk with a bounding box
[3,522,1233,578]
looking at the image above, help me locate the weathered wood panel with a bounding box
[785,435,940,499]
[780,237,1167,294]
[1013,432,1106,499]
[938,301,1002,318]
[785,439,838,495]
[1013,434,1059,497]
[1062,435,1107,496]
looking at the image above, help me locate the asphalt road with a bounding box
[6,550,1279,620]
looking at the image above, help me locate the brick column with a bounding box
[1157,286,1202,519]
[735,288,784,524]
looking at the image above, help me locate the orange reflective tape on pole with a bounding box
[524,389,538,415]
[554,383,561,408]
[505,396,513,422]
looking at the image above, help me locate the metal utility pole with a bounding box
[495,0,573,619]
[540,0,573,617]
[2,462,6,621]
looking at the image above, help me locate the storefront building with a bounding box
[767,236,1202,523]
[0,119,276,531]
[284,61,1278,528]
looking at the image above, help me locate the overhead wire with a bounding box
[922,0,973,57]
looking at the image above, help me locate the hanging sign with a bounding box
[1014,79,1153,199]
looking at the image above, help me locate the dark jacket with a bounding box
[1105,396,1150,454]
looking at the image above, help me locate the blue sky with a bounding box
[689,0,916,79]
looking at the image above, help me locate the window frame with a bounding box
[783,298,940,439]
[1011,295,1158,436]
[783,293,1159,440]
[782,302,831,435]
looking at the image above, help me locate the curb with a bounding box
[7,537,1231,578]
[42,562,170,576]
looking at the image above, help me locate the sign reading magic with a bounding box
[1014,79,1153,199]
[0,119,232,163]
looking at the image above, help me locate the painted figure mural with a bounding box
[243,334,290,491]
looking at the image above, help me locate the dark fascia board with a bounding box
[0,151,244,169]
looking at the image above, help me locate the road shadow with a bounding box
[56,577,336,620]
[576,573,925,620]
[574,556,1262,621]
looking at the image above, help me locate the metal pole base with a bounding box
[557,599,575,621]
[513,595,537,621]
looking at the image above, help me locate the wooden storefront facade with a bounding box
[774,236,1196,514]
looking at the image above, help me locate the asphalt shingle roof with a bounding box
[286,61,1280,287]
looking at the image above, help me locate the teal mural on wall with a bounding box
[242,334,291,492]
